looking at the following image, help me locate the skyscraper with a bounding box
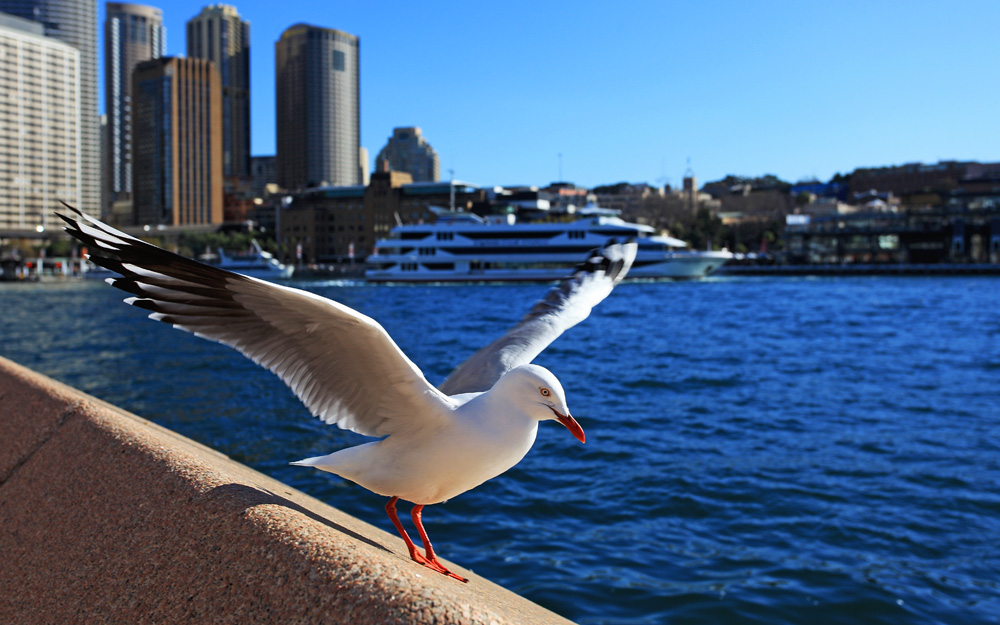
[0,0,99,216]
[0,12,80,231]
[187,4,249,178]
[375,127,440,182]
[275,23,360,190]
[104,3,164,214]
[250,155,275,199]
[131,57,222,226]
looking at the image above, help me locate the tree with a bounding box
[703,173,792,194]
[175,231,273,260]
[591,182,631,195]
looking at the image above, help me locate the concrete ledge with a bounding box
[0,356,574,624]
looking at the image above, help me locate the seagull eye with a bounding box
[540,388,551,397]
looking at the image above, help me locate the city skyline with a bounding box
[376,127,441,183]
[80,1,1000,190]
[274,23,361,189]
[0,13,81,231]
[186,4,250,178]
[104,2,164,210]
[132,56,222,225]
[3,0,100,216]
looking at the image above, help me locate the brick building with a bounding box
[280,171,486,264]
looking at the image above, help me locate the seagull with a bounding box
[58,205,636,582]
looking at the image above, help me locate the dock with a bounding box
[715,262,1000,277]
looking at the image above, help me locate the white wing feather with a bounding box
[58,206,453,438]
[438,239,636,395]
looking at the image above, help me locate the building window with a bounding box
[333,50,345,71]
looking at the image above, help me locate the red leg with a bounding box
[385,497,421,561]
[412,504,467,582]
[385,497,467,583]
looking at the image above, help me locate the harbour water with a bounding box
[2,276,999,624]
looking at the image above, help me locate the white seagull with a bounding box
[59,205,636,582]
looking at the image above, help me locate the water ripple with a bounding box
[3,277,1000,624]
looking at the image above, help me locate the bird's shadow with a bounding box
[204,482,391,554]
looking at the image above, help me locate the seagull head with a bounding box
[501,364,585,444]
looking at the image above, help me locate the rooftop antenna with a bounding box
[656,155,670,190]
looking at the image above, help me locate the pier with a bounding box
[716,262,1000,277]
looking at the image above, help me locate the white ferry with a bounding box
[206,240,294,280]
[365,210,731,282]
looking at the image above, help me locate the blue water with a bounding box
[2,276,999,624]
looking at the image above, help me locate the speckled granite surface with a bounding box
[0,356,575,624]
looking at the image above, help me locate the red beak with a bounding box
[551,408,585,443]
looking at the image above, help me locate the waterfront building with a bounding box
[592,183,662,215]
[131,57,222,226]
[275,23,361,191]
[0,12,80,232]
[186,4,250,178]
[788,181,847,201]
[0,0,100,218]
[280,172,486,264]
[542,182,593,212]
[849,160,1000,206]
[784,204,1000,265]
[375,127,440,183]
[104,3,164,216]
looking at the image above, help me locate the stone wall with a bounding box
[0,356,574,624]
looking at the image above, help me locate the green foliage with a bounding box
[174,231,275,259]
[21,238,78,259]
[46,239,76,258]
[720,219,784,255]
[651,206,727,251]
[591,182,631,195]
[627,188,790,254]
[705,173,792,193]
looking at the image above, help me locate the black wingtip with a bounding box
[56,201,84,219]
[573,237,636,282]
[129,298,159,312]
[54,203,89,238]
[55,211,76,229]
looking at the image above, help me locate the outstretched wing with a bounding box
[438,239,637,395]
[59,205,452,438]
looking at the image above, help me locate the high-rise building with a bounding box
[275,23,360,190]
[131,56,222,226]
[0,12,80,232]
[0,0,99,216]
[375,127,440,182]
[250,155,276,198]
[359,146,369,186]
[187,4,249,178]
[104,3,164,214]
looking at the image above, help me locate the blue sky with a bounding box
[99,0,1000,189]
